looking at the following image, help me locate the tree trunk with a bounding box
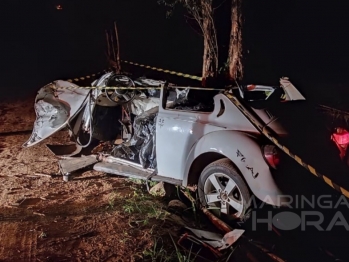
[110,30,117,63]
[202,14,211,82]
[113,22,121,74]
[228,0,243,81]
[201,0,218,87]
[105,30,111,59]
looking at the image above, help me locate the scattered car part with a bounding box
[250,243,286,262]
[46,143,82,157]
[181,188,235,233]
[219,230,245,250]
[177,232,222,260]
[33,173,53,178]
[167,199,188,214]
[182,187,288,262]
[59,155,98,180]
[184,227,222,243]
[184,227,244,251]
[279,77,306,101]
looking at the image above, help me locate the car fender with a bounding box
[183,130,284,206]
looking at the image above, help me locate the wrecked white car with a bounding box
[23,73,308,220]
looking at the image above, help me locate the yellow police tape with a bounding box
[54,85,224,91]
[65,60,202,83]
[225,93,349,199]
[66,71,104,83]
[121,60,203,81]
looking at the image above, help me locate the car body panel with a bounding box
[23,81,90,147]
[156,89,288,206]
[280,77,306,101]
[183,130,285,206]
[156,93,258,180]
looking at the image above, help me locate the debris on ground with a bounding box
[46,143,82,157]
[183,226,245,250]
[58,155,98,176]
[167,199,188,214]
[149,181,166,196]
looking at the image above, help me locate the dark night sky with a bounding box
[1,0,349,103]
[0,0,202,97]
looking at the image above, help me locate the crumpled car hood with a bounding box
[22,80,90,147]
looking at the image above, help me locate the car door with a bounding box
[155,88,221,181]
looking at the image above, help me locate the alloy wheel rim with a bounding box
[203,173,244,218]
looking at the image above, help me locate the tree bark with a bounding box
[228,0,243,81]
[113,22,121,74]
[200,0,218,86]
[105,30,111,58]
[165,0,219,86]
[202,11,211,81]
[109,29,117,67]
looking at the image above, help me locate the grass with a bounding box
[107,188,168,225]
[127,177,157,186]
[142,235,201,262]
[105,180,205,261]
[121,189,168,222]
[106,192,120,210]
[170,234,199,262]
[104,180,177,260]
[143,238,172,262]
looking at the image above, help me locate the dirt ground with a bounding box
[0,98,189,262]
[2,97,349,262]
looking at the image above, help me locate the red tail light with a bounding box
[331,127,349,159]
[263,145,280,169]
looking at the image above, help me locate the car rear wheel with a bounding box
[198,158,251,220]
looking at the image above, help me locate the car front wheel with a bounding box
[198,158,251,221]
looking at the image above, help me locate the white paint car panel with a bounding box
[23,81,90,147]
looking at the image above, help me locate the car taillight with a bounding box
[263,145,280,169]
[331,127,349,159]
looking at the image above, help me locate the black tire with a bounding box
[198,158,251,221]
